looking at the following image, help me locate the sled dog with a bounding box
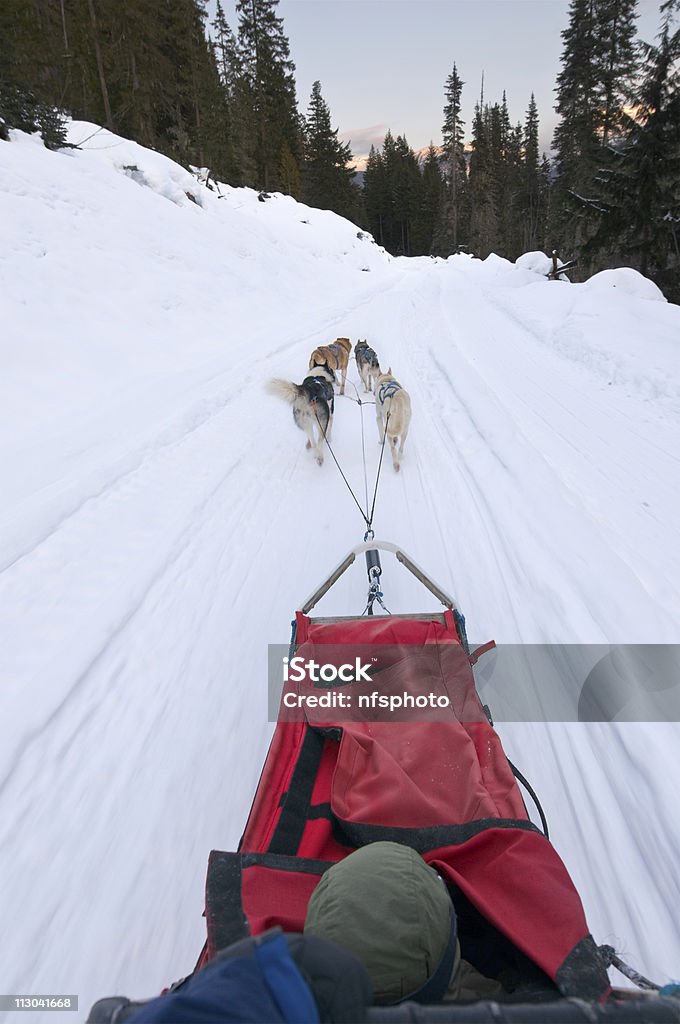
[266,366,336,466]
[375,369,411,472]
[308,338,352,396]
[354,339,381,393]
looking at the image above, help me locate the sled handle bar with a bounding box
[299,540,458,615]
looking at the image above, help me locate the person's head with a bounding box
[304,841,458,1005]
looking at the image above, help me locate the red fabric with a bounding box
[237,613,598,991]
[328,720,526,827]
[428,831,590,981]
[242,866,321,935]
[240,721,305,852]
[296,609,461,646]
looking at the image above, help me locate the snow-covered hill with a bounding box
[1,123,680,1016]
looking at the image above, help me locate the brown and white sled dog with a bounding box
[354,339,381,393]
[308,337,352,395]
[375,369,411,472]
[266,366,335,466]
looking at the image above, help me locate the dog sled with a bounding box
[88,540,680,1023]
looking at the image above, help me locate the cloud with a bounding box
[339,123,390,168]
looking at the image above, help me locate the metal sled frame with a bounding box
[300,539,458,616]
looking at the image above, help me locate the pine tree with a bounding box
[236,0,301,192]
[550,0,602,254]
[213,0,239,91]
[583,20,680,293]
[421,144,447,255]
[468,101,499,257]
[0,0,68,147]
[521,94,543,251]
[302,80,358,218]
[441,64,466,250]
[502,119,525,258]
[363,144,389,247]
[361,131,426,255]
[0,0,236,171]
[597,0,640,147]
[388,134,423,255]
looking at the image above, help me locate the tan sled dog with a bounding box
[308,337,352,395]
[375,369,411,472]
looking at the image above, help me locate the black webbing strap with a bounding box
[205,851,248,953]
[240,851,336,874]
[332,816,543,854]
[276,799,333,822]
[267,727,326,855]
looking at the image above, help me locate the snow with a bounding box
[515,250,555,276]
[584,267,668,302]
[1,122,680,1016]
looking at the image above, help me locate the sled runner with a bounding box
[88,541,680,1023]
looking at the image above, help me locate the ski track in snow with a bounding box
[2,128,680,1017]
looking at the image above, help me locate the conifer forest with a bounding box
[1,0,678,300]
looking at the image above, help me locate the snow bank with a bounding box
[584,267,667,302]
[516,250,554,276]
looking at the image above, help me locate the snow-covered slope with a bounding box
[1,123,679,1015]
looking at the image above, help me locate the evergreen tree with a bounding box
[370,132,421,255]
[363,144,389,247]
[550,0,602,254]
[213,0,239,92]
[521,94,543,251]
[502,118,525,258]
[0,0,238,174]
[212,0,254,182]
[550,0,640,259]
[597,0,639,147]
[302,80,358,218]
[583,20,680,293]
[0,0,68,147]
[441,64,466,250]
[421,144,447,255]
[361,131,428,256]
[468,101,498,256]
[236,0,301,192]
[377,130,399,250]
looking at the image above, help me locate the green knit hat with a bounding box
[304,841,457,1005]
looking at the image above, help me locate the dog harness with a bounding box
[378,381,402,403]
[307,376,333,404]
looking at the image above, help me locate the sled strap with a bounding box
[268,728,325,856]
[507,758,550,841]
[469,640,496,665]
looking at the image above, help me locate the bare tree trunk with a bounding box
[59,0,69,50]
[452,144,459,249]
[86,0,114,130]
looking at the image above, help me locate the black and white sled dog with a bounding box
[354,339,381,393]
[266,365,336,466]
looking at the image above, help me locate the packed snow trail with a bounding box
[1,126,680,1017]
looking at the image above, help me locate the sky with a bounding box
[212,0,665,166]
[2,120,680,1014]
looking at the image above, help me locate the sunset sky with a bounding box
[213,0,665,166]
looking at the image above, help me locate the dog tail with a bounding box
[266,378,303,404]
